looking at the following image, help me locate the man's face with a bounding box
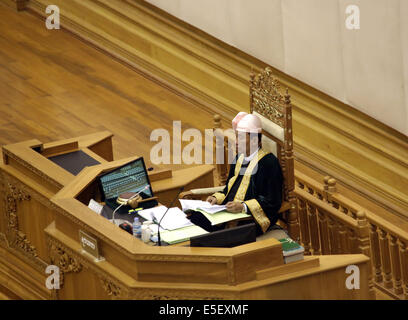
[235,131,259,156]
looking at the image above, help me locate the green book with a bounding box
[279,238,302,251]
[279,238,304,263]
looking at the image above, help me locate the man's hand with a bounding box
[206,196,217,205]
[226,201,244,213]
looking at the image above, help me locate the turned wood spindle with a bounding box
[356,211,374,299]
[317,208,330,255]
[369,223,383,283]
[327,216,337,254]
[338,223,349,254]
[297,198,311,255]
[349,227,359,254]
[307,202,321,255]
[398,240,408,300]
[389,235,403,295]
[378,228,393,289]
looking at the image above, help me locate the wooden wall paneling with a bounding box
[0,245,51,299]
[239,255,370,300]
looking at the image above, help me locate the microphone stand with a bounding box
[157,186,184,246]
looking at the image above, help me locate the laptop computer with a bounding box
[98,157,154,214]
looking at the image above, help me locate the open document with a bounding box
[160,225,208,245]
[196,209,251,225]
[179,199,251,225]
[138,206,193,231]
[179,199,227,214]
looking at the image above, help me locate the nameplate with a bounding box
[79,230,100,260]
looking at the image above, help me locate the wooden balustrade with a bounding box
[295,185,363,256]
[368,214,408,299]
[295,172,408,300]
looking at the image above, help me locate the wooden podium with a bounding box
[0,132,370,299]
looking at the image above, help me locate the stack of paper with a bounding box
[179,199,227,214]
[197,209,251,225]
[147,223,165,235]
[138,206,193,230]
[160,225,208,244]
[179,199,251,225]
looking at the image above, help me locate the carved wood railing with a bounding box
[295,172,408,300]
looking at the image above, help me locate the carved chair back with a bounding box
[249,67,294,203]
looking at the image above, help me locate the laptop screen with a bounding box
[99,158,153,201]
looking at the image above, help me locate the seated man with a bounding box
[188,112,284,236]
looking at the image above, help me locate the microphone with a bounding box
[156,186,184,246]
[111,185,149,225]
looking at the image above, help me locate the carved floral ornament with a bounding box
[99,277,123,298]
[48,240,82,288]
[250,67,291,127]
[47,238,128,298]
[131,289,230,300]
[4,183,38,257]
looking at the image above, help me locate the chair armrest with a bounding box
[179,186,225,200]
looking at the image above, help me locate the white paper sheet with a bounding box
[138,206,193,231]
[179,199,227,214]
[88,199,103,215]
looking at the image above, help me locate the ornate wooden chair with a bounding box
[180,67,300,241]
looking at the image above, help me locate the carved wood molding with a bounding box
[46,236,129,298]
[1,170,52,207]
[47,238,82,289]
[3,149,63,190]
[4,183,36,257]
[44,235,239,299]
[0,173,49,271]
[130,288,235,300]
[98,276,124,299]
[135,254,230,263]
[250,67,287,128]
[0,233,7,248]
